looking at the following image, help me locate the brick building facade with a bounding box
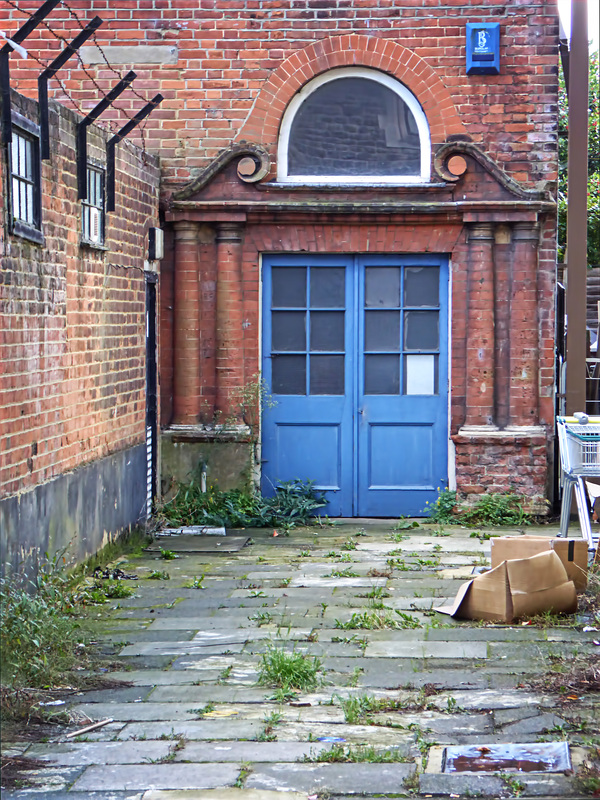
[1,0,560,520]
[0,88,160,571]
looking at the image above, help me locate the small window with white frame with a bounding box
[81,165,105,246]
[277,68,431,185]
[8,115,42,242]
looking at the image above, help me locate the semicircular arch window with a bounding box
[278,68,430,184]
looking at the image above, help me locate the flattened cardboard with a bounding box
[435,550,577,623]
[490,536,588,592]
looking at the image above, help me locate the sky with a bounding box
[557,0,600,52]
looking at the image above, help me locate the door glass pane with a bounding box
[310,311,344,352]
[365,267,400,308]
[272,355,306,394]
[272,267,306,307]
[310,355,344,395]
[404,266,439,307]
[310,267,345,308]
[405,354,437,395]
[364,354,400,395]
[404,311,439,350]
[365,310,400,351]
[272,311,306,351]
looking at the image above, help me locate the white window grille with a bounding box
[82,165,105,245]
[10,129,40,228]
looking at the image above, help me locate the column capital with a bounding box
[512,222,540,242]
[467,222,495,241]
[174,220,199,242]
[216,222,244,244]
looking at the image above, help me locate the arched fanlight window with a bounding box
[277,68,431,184]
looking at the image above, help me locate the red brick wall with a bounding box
[0,0,559,195]
[0,91,160,499]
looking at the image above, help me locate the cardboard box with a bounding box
[435,550,577,623]
[490,536,588,592]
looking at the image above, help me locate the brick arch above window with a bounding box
[236,35,466,156]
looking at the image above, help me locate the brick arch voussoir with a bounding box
[237,35,465,149]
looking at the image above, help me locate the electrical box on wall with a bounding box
[466,22,500,75]
[148,227,164,261]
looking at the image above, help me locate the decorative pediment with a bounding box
[433,141,552,202]
[173,143,270,201]
[170,137,554,210]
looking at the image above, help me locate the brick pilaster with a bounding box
[173,221,201,424]
[510,222,540,426]
[464,222,496,428]
[216,223,244,418]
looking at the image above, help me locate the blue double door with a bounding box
[261,254,449,517]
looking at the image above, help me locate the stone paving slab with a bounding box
[1,793,144,800]
[419,771,577,797]
[149,686,269,703]
[70,687,154,704]
[274,722,414,747]
[105,670,222,685]
[426,689,552,711]
[363,641,488,659]
[25,740,174,766]
[101,630,198,643]
[143,791,306,800]
[171,741,331,762]
[70,763,239,792]
[0,765,85,792]
[118,642,248,657]
[71,702,215,722]
[246,762,416,793]
[116,720,263,741]
[498,711,567,735]
[369,710,493,735]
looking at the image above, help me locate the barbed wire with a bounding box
[2,0,155,150]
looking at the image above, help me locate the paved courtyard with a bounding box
[2,520,598,799]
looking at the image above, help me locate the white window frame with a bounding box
[81,164,105,247]
[277,67,431,185]
[8,112,43,243]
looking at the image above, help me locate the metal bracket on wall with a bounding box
[76,71,136,200]
[1,0,62,144]
[106,93,163,212]
[38,16,103,160]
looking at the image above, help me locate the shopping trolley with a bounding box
[557,415,600,551]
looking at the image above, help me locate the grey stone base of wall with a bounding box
[161,427,254,496]
[0,443,147,578]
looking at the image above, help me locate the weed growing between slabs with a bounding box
[0,538,145,729]
[303,743,410,763]
[335,609,422,630]
[158,478,326,529]
[424,487,533,526]
[258,644,323,698]
[339,687,442,724]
